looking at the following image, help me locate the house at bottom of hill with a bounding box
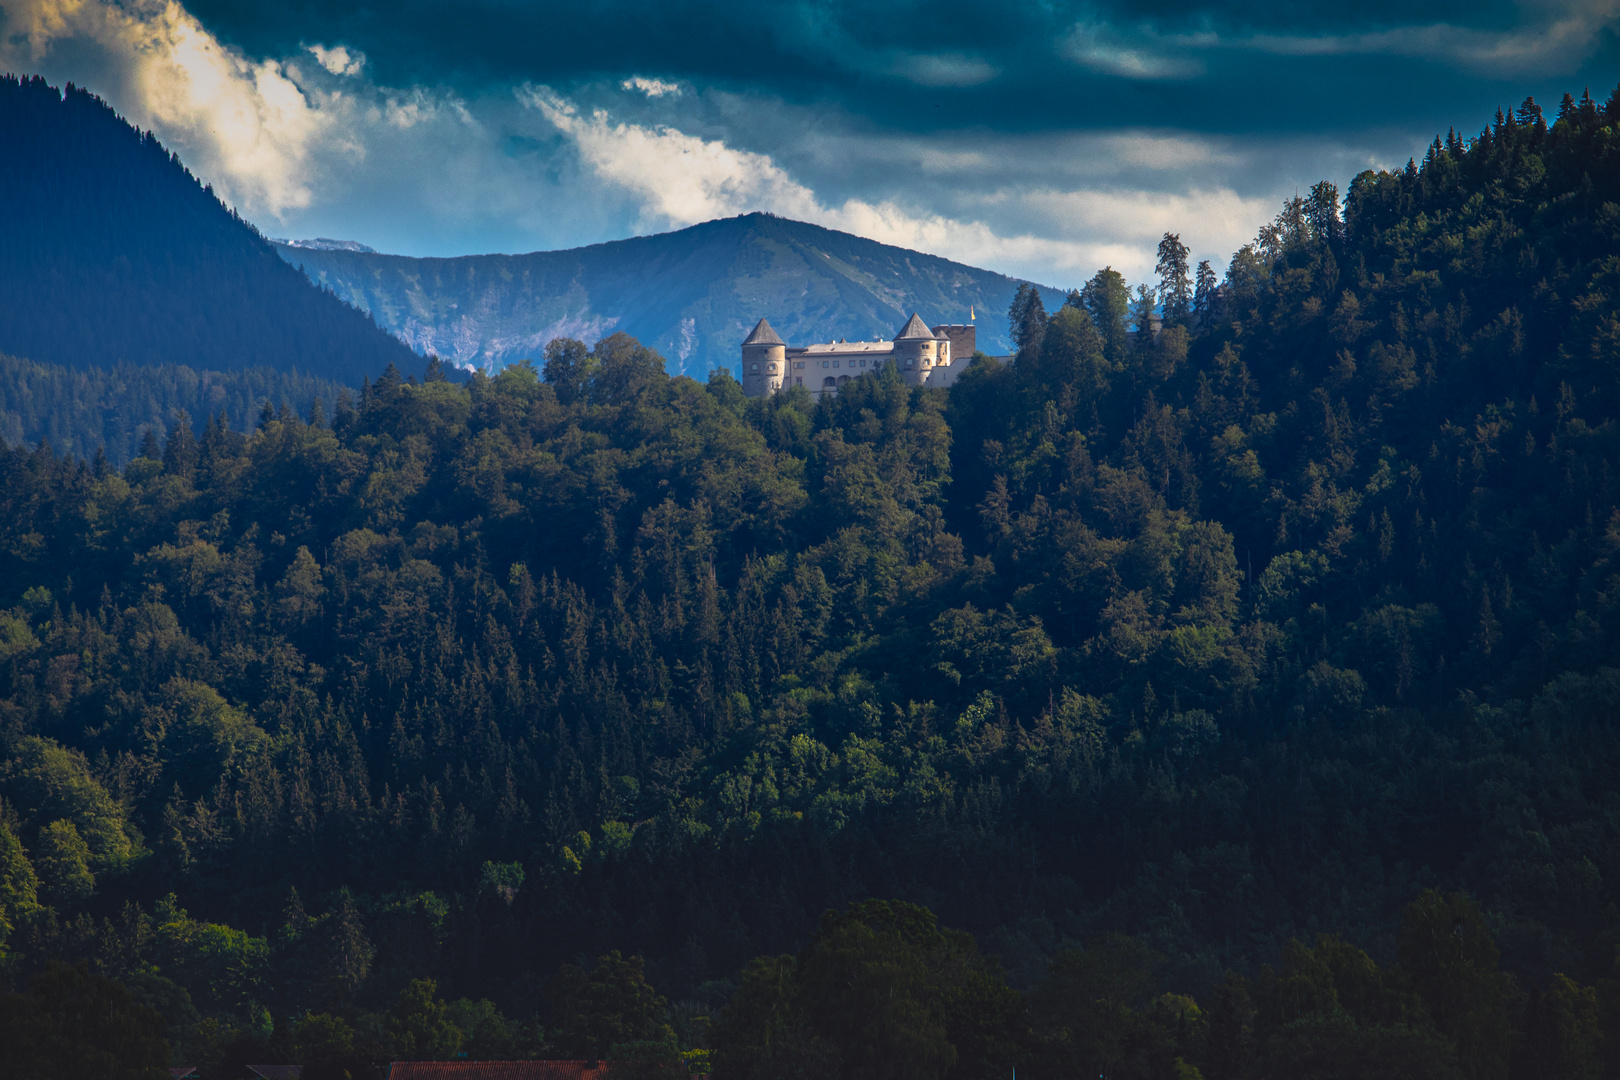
[740,313,979,398]
[386,1061,611,1080]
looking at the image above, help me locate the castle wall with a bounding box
[744,315,980,398]
[793,344,893,396]
[932,324,975,361]
[924,350,976,388]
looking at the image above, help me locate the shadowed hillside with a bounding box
[277,214,1066,377]
[0,75,419,384]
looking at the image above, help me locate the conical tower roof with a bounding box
[893,312,934,340]
[742,318,785,346]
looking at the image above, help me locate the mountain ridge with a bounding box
[0,74,420,385]
[275,214,1067,377]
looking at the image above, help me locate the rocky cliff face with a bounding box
[276,214,1063,378]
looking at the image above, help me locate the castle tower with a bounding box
[892,312,940,387]
[740,318,787,397]
[930,323,975,363]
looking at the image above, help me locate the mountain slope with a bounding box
[0,75,419,384]
[276,214,1066,377]
[0,352,350,465]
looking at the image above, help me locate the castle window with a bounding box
[833,360,840,368]
[751,363,758,371]
[768,364,776,373]
[795,361,804,369]
[823,360,829,368]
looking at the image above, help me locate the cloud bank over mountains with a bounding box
[3,0,1617,288]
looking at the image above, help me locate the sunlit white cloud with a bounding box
[2,0,331,214]
[371,86,475,130]
[622,76,682,97]
[519,84,822,226]
[307,43,365,77]
[516,85,1268,284]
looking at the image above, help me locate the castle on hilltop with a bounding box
[740,312,977,398]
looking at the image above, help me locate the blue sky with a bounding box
[3,0,1618,288]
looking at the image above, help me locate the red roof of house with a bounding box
[388,1063,610,1080]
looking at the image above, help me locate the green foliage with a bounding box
[0,352,350,466]
[1518,974,1602,1080]
[553,951,674,1059]
[372,977,464,1061]
[290,1011,358,1067]
[4,79,1620,1079]
[0,816,40,950]
[2,737,139,872]
[150,893,271,1019]
[0,961,170,1080]
[446,995,537,1060]
[33,817,95,904]
[1030,935,1181,1080]
[478,859,525,903]
[1395,892,1519,1080]
[715,900,1023,1080]
[609,1030,686,1080]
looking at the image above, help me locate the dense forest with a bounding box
[0,76,420,384]
[5,86,1620,1078]
[0,353,352,466]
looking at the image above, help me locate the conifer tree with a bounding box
[1155,233,1192,325]
[1007,282,1048,354]
[1193,260,1218,325]
[1080,267,1130,366]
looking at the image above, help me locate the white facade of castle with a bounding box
[740,313,977,398]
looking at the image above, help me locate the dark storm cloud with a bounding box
[6,0,1618,286]
[179,0,1620,135]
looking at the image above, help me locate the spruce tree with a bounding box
[1155,233,1192,325]
[1007,282,1048,354]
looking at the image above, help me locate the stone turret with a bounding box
[741,318,786,397]
[892,312,940,387]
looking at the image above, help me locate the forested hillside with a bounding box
[276,214,1062,378]
[4,87,1620,1078]
[0,353,351,465]
[0,76,420,384]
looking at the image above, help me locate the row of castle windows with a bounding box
[750,355,935,374]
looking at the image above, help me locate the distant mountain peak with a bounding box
[275,215,1064,378]
[272,237,378,254]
